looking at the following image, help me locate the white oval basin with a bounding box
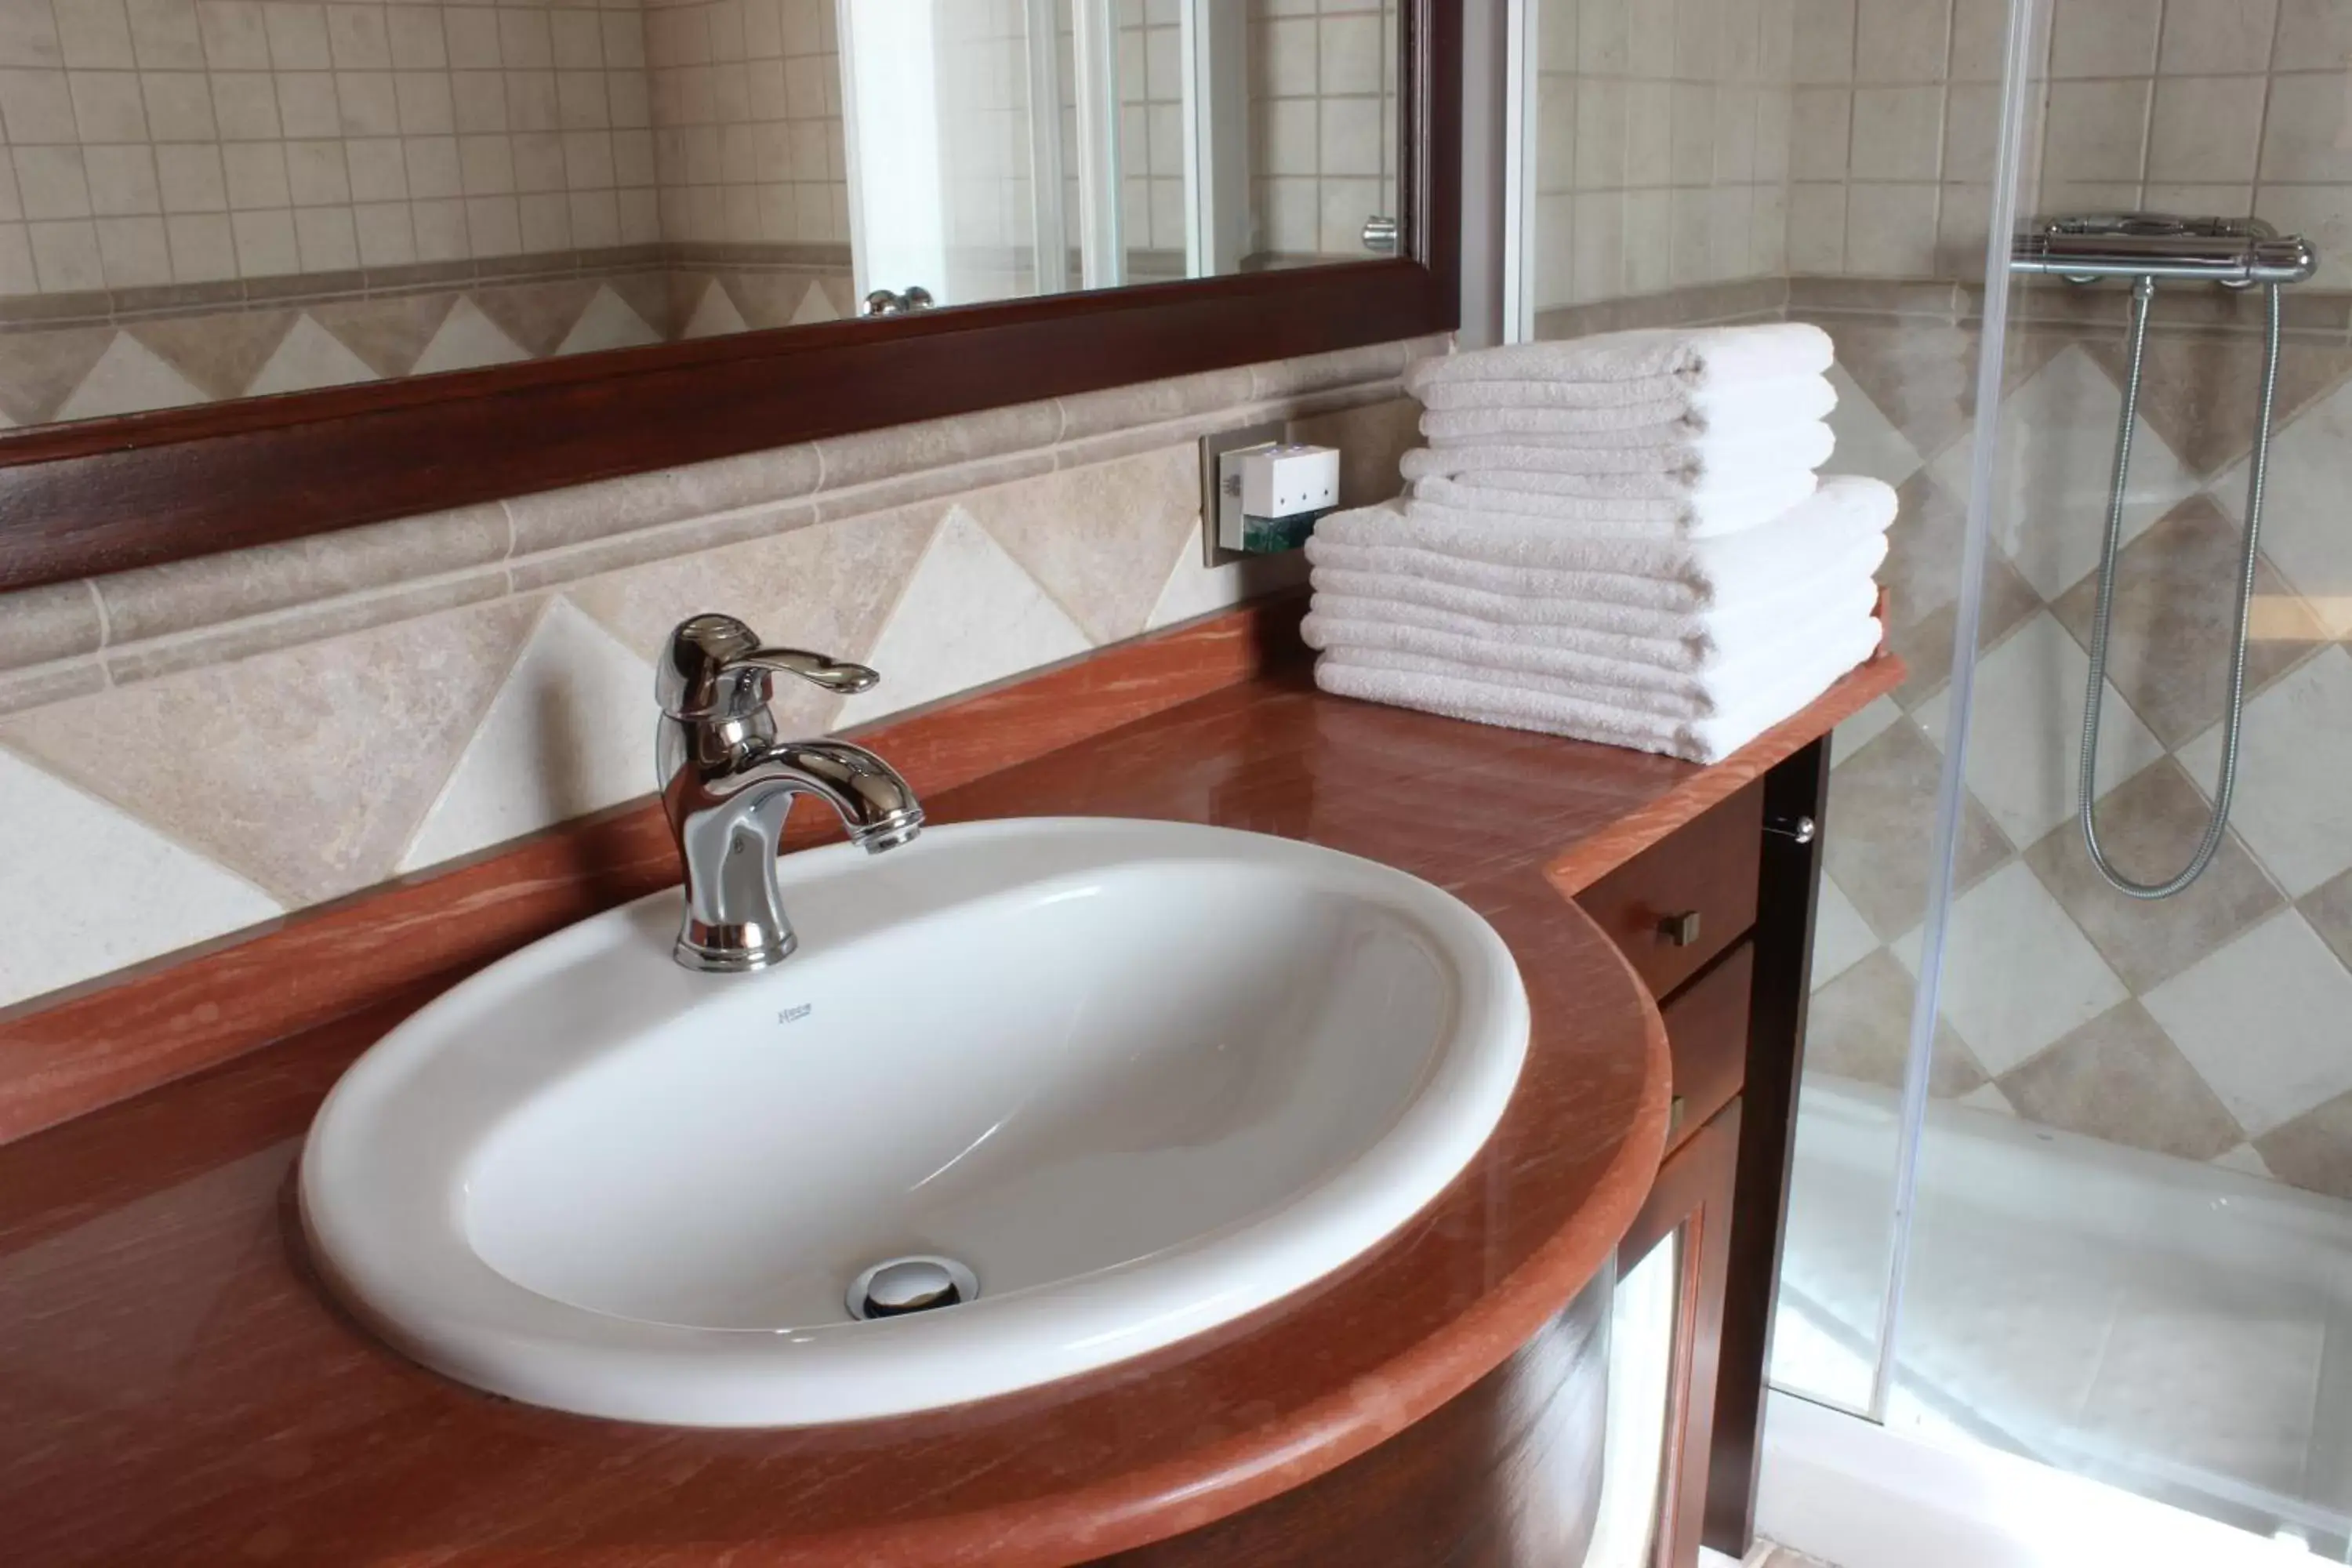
[300,818,1529,1427]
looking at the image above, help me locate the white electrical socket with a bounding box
[1198,423,1341,565]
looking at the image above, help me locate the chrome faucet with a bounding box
[655,613,924,972]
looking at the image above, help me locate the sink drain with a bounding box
[847,1255,979,1320]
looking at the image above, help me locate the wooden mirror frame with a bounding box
[0,4,1457,595]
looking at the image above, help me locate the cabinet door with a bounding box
[1595,1102,1741,1568]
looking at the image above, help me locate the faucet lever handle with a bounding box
[659,612,879,720]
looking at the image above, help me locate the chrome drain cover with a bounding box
[847,1255,979,1320]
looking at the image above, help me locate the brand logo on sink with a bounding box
[777,1004,813,1025]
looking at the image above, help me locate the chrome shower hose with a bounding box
[2076,275,2282,899]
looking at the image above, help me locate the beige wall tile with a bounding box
[2161,0,2278,73]
[1,594,537,904]
[2049,0,2163,77]
[956,445,1200,646]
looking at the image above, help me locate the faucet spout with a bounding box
[759,739,925,853]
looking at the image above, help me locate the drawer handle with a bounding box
[1767,815,1818,845]
[1658,910,1703,947]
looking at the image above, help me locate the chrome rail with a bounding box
[2010,214,2317,287]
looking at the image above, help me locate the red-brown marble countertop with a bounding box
[0,658,1897,1568]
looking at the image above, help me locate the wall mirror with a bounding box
[0,0,1450,592]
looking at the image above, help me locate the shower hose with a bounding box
[2076,274,2282,899]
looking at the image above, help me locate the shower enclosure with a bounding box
[1506,0,2352,1555]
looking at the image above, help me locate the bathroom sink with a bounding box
[299,817,1529,1428]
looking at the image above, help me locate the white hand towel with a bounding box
[1404,322,1835,396]
[1306,572,1882,672]
[1308,526,1888,631]
[1411,364,1835,420]
[1302,591,1881,714]
[1312,477,1897,590]
[1405,468,1890,540]
[1417,376,1838,437]
[1400,423,1836,492]
[1312,614,1881,764]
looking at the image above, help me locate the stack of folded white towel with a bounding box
[1304,322,1896,764]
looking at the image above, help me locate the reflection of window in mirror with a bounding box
[0,0,1396,430]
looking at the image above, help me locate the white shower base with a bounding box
[1772,1076,2352,1556]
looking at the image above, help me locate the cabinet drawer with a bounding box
[1661,943,1753,1153]
[1574,780,1763,997]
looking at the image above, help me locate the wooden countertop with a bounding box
[0,618,1900,1568]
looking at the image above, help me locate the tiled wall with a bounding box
[1793,0,2352,287]
[1530,0,1798,312]
[0,332,1430,1011]
[644,0,843,249]
[1247,0,1397,263]
[0,253,850,420]
[1805,282,2352,1200]
[0,0,659,294]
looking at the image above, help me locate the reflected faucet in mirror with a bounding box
[655,614,924,974]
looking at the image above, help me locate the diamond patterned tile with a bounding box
[1822,718,2012,942]
[557,284,662,356]
[1883,548,2042,713]
[681,278,749,339]
[2213,1142,2277,1179]
[54,332,210,423]
[129,310,299,401]
[0,745,282,1008]
[2253,1090,2352,1200]
[2303,866,2352,972]
[1955,1082,2016,1115]
[2047,495,2331,750]
[1915,610,2165,849]
[834,507,1092,726]
[2212,366,2352,636]
[1824,363,1923,488]
[2145,909,2352,1137]
[2085,328,2352,479]
[0,598,539,907]
[0,325,117,423]
[1995,999,2245,1161]
[959,445,1203,645]
[474,278,602,358]
[1816,315,1980,463]
[410,298,533,376]
[1893,858,2129,1079]
[1802,948,1984,1097]
[2178,645,2352,898]
[1831,694,1901,764]
[793,280,844,323]
[397,597,658,873]
[1929,344,2198,604]
[307,293,460,379]
[244,314,379,397]
[2021,758,2285,993]
[1810,874,1879,991]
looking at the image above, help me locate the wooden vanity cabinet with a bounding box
[1576,737,1833,1568]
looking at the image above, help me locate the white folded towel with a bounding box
[1312,477,1897,591]
[1407,467,1889,540]
[1417,376,1838,438]
[1400,423,1837,492]
[1307,572,1882,671]
[1404,323,1836,396]
[1303,590,1880,713]
[1305,525,1889,619]
[1313,613,1882,764]
[1315,611,1883,721]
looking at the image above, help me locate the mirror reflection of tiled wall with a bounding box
[0,0,1407,426]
